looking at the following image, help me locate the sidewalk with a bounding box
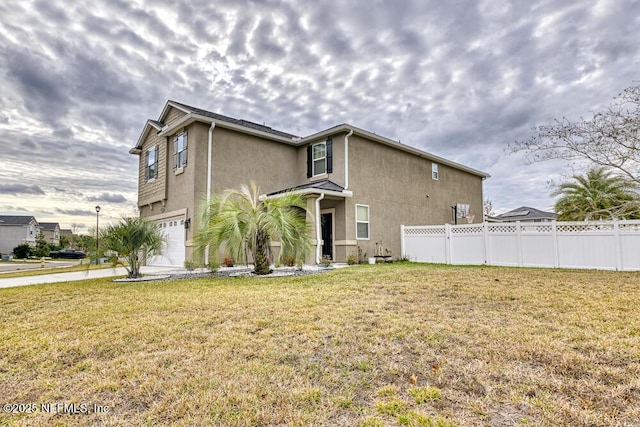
[0,266,182,289]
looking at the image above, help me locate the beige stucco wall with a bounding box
[343,135,484,261]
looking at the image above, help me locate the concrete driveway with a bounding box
[0,266,181,289]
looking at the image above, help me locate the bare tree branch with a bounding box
[511,84,640,185]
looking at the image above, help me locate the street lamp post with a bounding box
[95,205,101,262]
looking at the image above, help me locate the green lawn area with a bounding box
[1,263,639,426]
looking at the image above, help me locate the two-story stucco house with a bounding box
[0,215,40,255]
[130,101,490,267]
[39,222,61,246]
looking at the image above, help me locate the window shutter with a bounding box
[183,132,188,167]
[153,146,158,178]
[307,145,312,178]
[145,150,149,180]
[173,138,178,170]
[326,138,333,174]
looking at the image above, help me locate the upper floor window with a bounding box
[432,163,439,180]
[173,131,188,170]
[145,145,158,181]
[307,138,333,178]
[313,142,326,175]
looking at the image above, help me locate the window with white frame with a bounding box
[356,204,370,240]
[145,145,158,181]
[312,142,326,176]
[173,131,188,170]
[432,163,439,180]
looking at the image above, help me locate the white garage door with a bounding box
[148,215,186,267]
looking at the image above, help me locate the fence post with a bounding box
[445,223,452,265]
[483,221,490,265]
[614,221,622,270]
[551,220,559,268]
[400,225,405,259]
[516,221,523,267]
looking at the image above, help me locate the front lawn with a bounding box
[1,264,638,426]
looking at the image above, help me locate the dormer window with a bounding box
[306,138,333,178]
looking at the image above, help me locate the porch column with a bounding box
[305,195,320,265]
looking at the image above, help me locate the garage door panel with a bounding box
[148,216,185,267]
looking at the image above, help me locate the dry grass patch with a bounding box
[0,263,639,426]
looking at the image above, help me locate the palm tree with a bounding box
[198,182,311,275]
[100,217,165,278]
[553,167,640,221]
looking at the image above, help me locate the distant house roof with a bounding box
[39,222,60,231]
[495,206,558,222]
[0,215,38,226]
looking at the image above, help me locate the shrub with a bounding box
[13,243,32,259]
[283,254,297,267]
[184,260,196,271]
[320,255,332,267]
[346,253,358,265]
[223,256,234,267]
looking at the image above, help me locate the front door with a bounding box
[321,212,333,260]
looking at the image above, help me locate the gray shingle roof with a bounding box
[496,206,557,221]
[0,215,37,225]
[169,100,298,139]
[39,222,60,231]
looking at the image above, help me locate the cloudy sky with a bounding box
[1,0,638,231]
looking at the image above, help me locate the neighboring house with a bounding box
[39,222,61,246]
[491,206,558,222]
[0,215,40,255]
[130,100,490,266]
[60,229,74,239]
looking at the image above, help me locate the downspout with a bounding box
[315,193,325,264]
[344,129,353,190]
[204,122,215,265]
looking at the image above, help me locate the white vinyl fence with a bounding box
[401,220,640,271]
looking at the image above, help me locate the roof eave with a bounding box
[261,189,353,200]
[158,113,299,144]
[297,124,491,179]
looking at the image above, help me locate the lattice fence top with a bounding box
[522,224,553,233]
[489,225,517,233]
[557,223,614,232]
[403,220,640,236]
[619,223,640,232]
[451,225,484,234]
[404,227,446,236]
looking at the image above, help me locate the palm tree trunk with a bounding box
[253,228,271,275]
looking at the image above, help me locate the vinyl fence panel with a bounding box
[401,220,640,271]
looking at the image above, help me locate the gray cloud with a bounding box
[0,184,46,195]
[0,0,639,227]
[87,193,128,203]
[56,208,97,217]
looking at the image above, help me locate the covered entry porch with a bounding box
[266,179,353,264]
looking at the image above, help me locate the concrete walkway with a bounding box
[0,266,181,289]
